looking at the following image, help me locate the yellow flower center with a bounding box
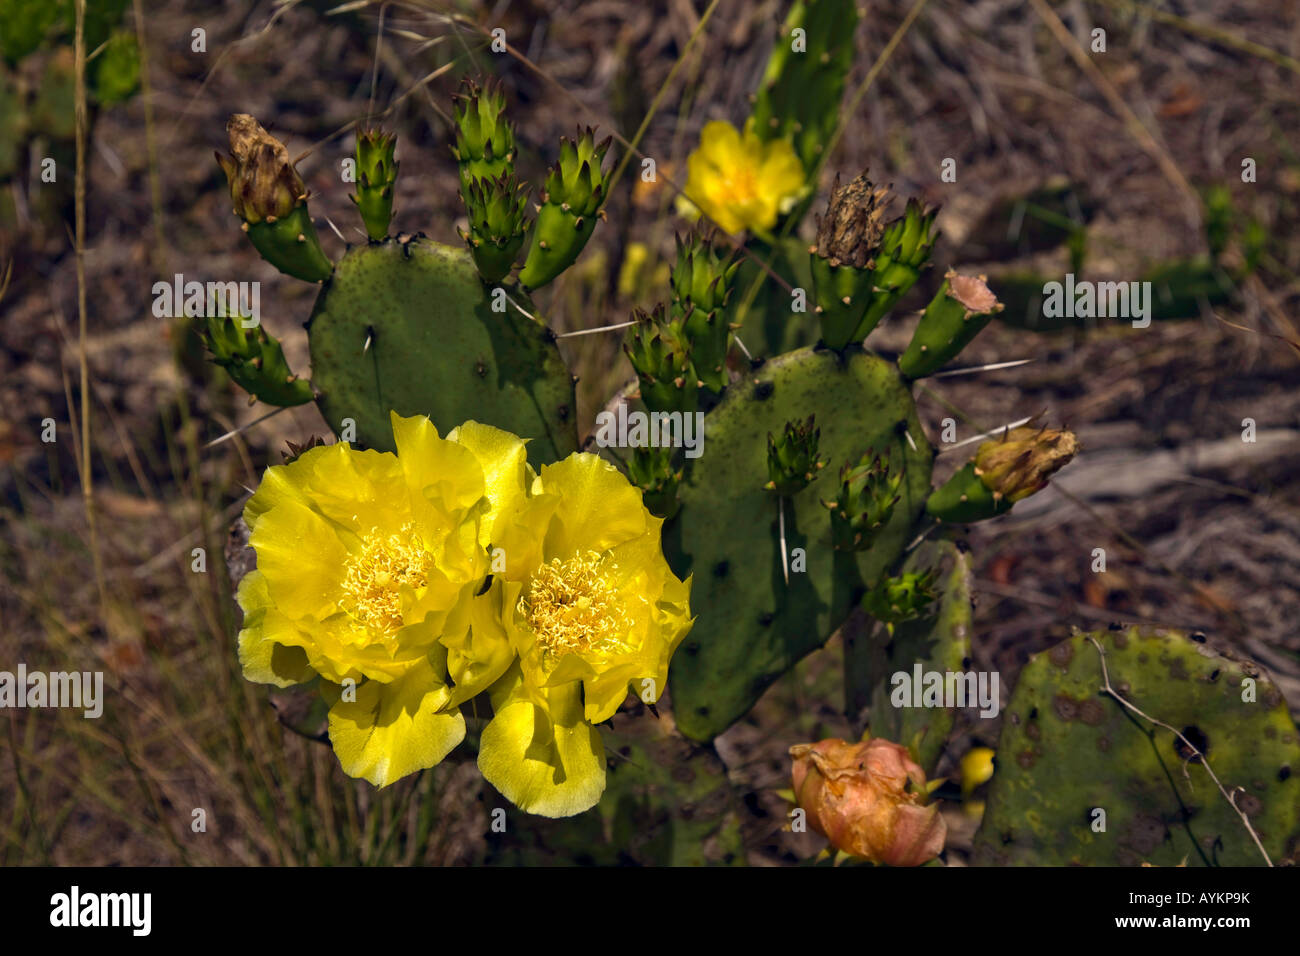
[341,523,431,635]
[520,551,629,660]
[715,164,758,207]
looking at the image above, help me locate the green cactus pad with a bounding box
[973,628,1300,866]
[307,237,578,464]
[749,0,859,175]
[666,348,933,741]
[853,539,974,774]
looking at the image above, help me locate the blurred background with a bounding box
[1,0,1298,865]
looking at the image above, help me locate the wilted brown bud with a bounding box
[812,171,892,269]
[789,737,946,866]
[973,425,1079,503]
[216,114,308,224]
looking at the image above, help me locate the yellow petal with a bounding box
[489,491,560,583]
[535,454,648,557]
[389,411,486,521]
[446,420,533,547]
[327,650,465,788]
[442,582,516,709]
[698,119,742,159]
[235,571,316,687]
[478,667,606,818]
[242,443,334,533]
[249,497,350,621]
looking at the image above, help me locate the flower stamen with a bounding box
[520,551,629,660]
[341,523,431,634]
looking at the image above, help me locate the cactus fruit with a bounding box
[973,628,1300,866]
[518,128,611,290]
[306,238,578,462]
[216,114,333,283]
[664,348,934,742]
[822,448,904,552]
[764,415,826,495]
[351,127,398,242]
[749,0,860,175]
[927,425,1078,523]
[898,270,1004,379]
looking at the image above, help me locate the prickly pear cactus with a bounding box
[665,347,934,741]
[973,628,1300,866]
[307,239,578,462]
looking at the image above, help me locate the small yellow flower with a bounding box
[960,746,995,798]
[471,454,693,817]
[236,412,521,788]
[677,120,806,235]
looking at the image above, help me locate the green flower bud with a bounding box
[764,415,827,496]
[861,569,938,626]
[518,128,611,289]
[672,227,740,393]
[451,77,516,189]
[459,172,529,283]
[623,306,697,415]
[200,314,313,407]
[823,449,904,551]
[627,445,683,520]
[351,127,398,241]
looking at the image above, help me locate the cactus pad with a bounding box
[665,347,933,741]
[307,238,578,463]
[973,628,1300,866]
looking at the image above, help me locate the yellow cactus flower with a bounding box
[677,120,806,235]
[960,746,996,798]
[236,412,522,788]
[472,453,694,817]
